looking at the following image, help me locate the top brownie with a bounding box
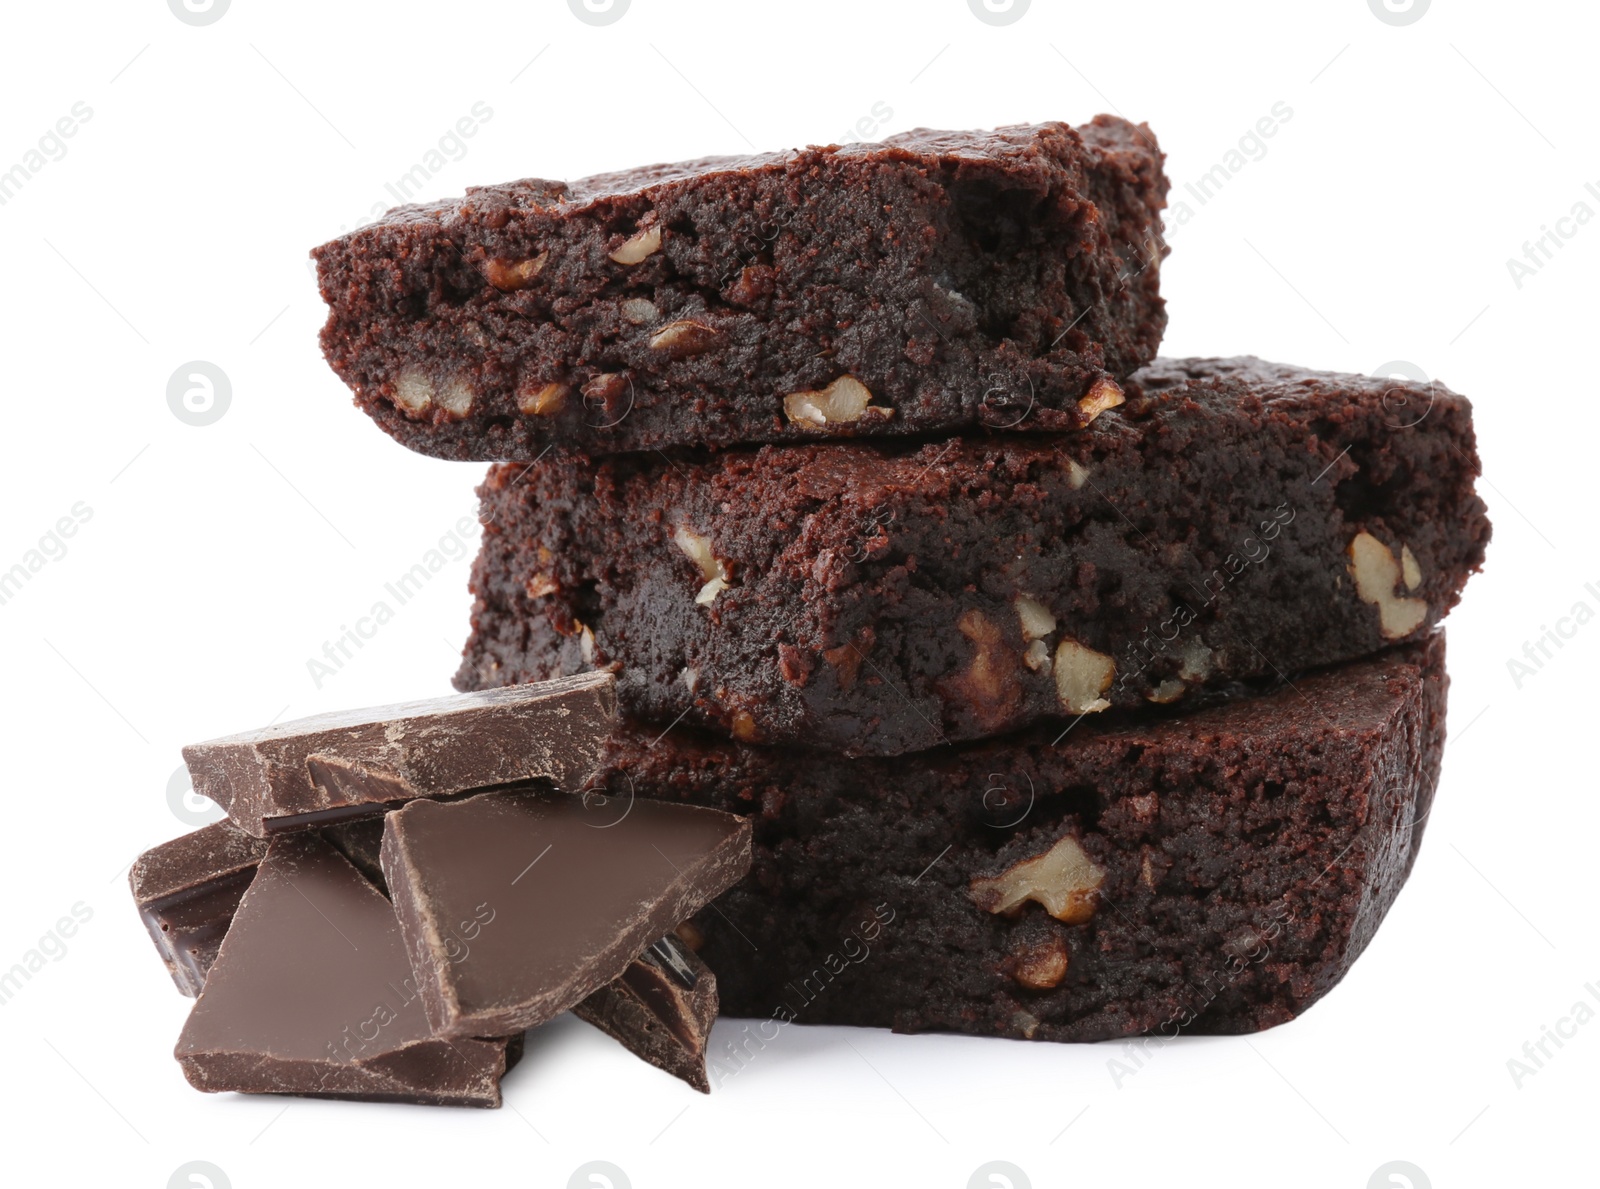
[313,117,1168,459]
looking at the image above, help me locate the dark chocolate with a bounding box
[380,788,751,1038]
[130,821,268,996]
[183,671,616,835]
[573,934,718,1093]
[174,833,517,1107]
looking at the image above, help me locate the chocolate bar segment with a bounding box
[313,118,1167,459]
[574,934,718,1093]
[130,821,267,996]
[380,789,750,1039]
[174,833,517,1107]
[183,671,616,835]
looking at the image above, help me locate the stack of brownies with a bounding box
[310,117,1491,1045]
[137,117,1492,1108]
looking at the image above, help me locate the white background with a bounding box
[0,1,1593,1186]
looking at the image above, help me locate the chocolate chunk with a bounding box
[321,817,389,894]
[574,934,718,1093]
[174,832,517,1107]
[182,671,616,835]
[380,789,751,1039]
[130,821,267,996]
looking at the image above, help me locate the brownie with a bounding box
[455,356,1488,755]
[596,637,1449,1043]
[312,118,1168,459]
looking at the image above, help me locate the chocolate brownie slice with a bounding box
[456,356,1488,755]
[595,637,1448,1045]
[313,118,1167,459]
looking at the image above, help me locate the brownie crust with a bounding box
[455,357,1488,755]
[313,118,1168,459]
[595,638,1448,1043]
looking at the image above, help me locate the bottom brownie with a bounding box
[594,635,1447,1043]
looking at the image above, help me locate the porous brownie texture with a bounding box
[313,118,1167,459]
[596,637,1448,1042]
[455,356,1488,755]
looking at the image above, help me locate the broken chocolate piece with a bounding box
[174,832,517,1107]
[182,671,616,835]
[574,934,718,1093]
[380,788,751,1039]
[130,821,267,996]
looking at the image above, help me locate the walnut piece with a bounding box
[1401,544,1423,591]
[609,225,661,265]
[953,609,1021,729]
[1054,639,1115,714]
[1066,458,1091,490]
[1008,936,1070,990]
[971,835,1106,924]
[782,376,893,426]
[1077,377,1125,424]
[1147,678,1186,704]
[1023,639,1051,673]
[621,298,659,325]
[649,319,724,358]
[1015,596,1057,641]
[394,371,433,413]
[483,252,549,291]
[673,525,731,607]
[1348,531,1428,639]
[518,382,570,416]
[437,377,475,416]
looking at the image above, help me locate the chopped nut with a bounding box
[952,609,1021,730]
[518,381,570,416]
[680,666,700,692]
[782,375,893,426]
[1077,377,1125,424]
[1348,531,1428,639]
[524,574,559,598]
[649,319,724,358]
[1023,639,1052,673]
[694,576,729,606]
[1015,596,1057,641]
[483,252,549,291]
[1147,679,1186,704]
[1401,544,1423,591]
[1178,638,1213,682]
[970,835,1106,924]
[1008,935,1070,990]
[438,377,475,416]
[1054,639,1115,714]
[582,372,626,402]
[731,711,759,742]
[578,624,596,664]
[1010,1010,1042,1039]
[609,225,661,265]
[621,298,660,325]
[1066,458,1091,489]
[393,370,434,414]
[673,524,731,606]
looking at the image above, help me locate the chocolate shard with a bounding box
[174,832,517,1106]
[574,934,718,1093]
[134,823,724,1088]
[380,788,751,1039]
[130,821,268,996]
[182,671,616,836]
